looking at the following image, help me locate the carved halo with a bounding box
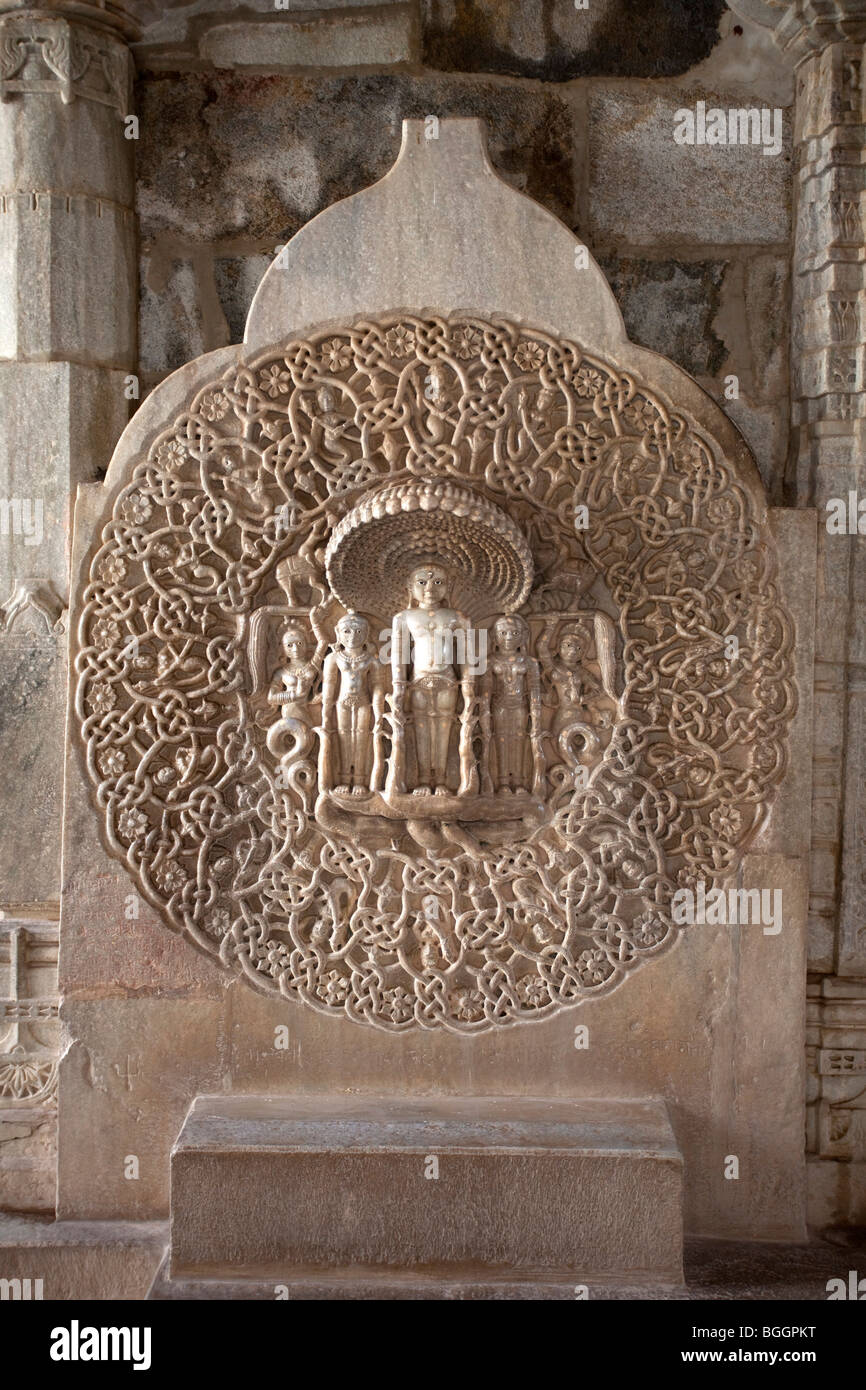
[324,480,534,620]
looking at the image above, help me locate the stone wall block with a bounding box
[589,87,791,249]
[200,8,419,71]
[57,997,227,1220]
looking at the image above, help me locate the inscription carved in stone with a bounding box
[75,314,796,1030]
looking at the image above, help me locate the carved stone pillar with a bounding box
[783,5,866,986]
[0,0,137,906]
[731,0,866,1220]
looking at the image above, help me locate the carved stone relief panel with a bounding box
[75,314,796,1031]
[0,917,59,1106]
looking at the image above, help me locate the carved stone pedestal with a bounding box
[150,1094,683,1299]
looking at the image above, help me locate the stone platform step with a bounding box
[0,1213,167,1300]
[161,1094,683,1294]
[148,1253,685,1300]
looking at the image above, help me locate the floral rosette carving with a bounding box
[75,314,795,1032]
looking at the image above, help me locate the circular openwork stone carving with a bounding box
[75,313,796,1032]
[325,480,534,618]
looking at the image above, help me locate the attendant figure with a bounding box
[266,619,319,767]
[319,611,384,794]
[485,614,544,795]
[537,619,600,737]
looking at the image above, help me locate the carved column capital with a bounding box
[0,1,139,41]
[0,3,138,113]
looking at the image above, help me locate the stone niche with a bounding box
[60,120,815,1292]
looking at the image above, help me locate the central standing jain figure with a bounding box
[388,563,477,796]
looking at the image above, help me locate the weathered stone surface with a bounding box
[0,1109,56,1212]
[135,75,580,375]
[597,253,790,493]
[139,251,226,377]
[718,398,787,497]
[170,1095,684,1279]
[588,87,791,249]
[807,1157,866,1231]
[683,7,794,106]
[0,635,66,904]
[0,1212,166,1299]
[57,996,227,1221]
[201,11,418,71]
[598,254,727,377]
[132,0,730,80]
[724,854,808,1241]
[420,0,727,81]
[214,253,272,343]
[151,1230,866,1299]
[135,0,417,68]
[150,1262,681,1299]
[0,915,59,1211]
[139,249,283,379]
[135,73,577,245]
[714,254,789,400]
[709,252,790,493]
[756,509,817,864]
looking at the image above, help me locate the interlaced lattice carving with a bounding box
[75,314,796,1031]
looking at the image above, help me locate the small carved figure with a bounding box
[388,563,476,796]
[538,619,600,736]
[319,611,385,794]
[314,385,348,441]
[266,619,319,764]
[485,614,544,795]
[422,365,454,442]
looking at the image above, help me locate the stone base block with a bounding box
[149,1254,685,1300]
[169,1095,684,1286]
[0,1213,167,1299]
